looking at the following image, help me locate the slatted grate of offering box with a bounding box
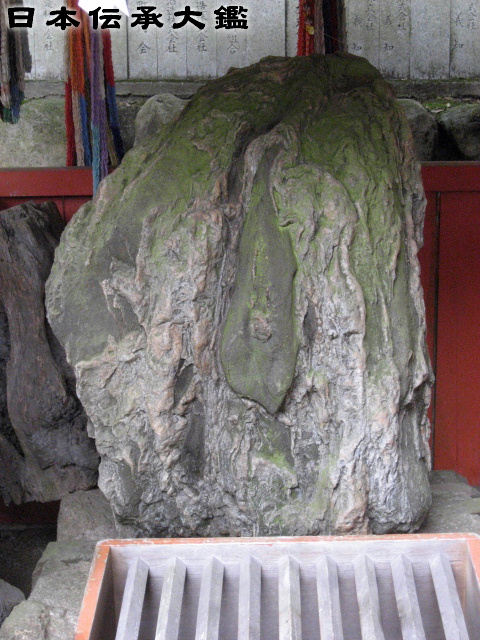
[75,534,480,640]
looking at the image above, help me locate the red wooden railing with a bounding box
[0,167,93,223]
[0,164,479,488]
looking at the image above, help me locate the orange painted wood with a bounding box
[76,535,480,640]
[0,168,93,197]
[420,164,480,484]
[75,545,112,640]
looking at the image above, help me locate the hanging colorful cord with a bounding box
[297,0,315,56]
[0,0,31,123]
[297,0,340,56]
[65,0,124,192]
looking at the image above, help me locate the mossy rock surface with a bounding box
[47,54,432,536]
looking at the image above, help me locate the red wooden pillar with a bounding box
[434,191,480,483]
[421,163,480,485]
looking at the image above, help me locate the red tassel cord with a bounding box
[297,0,315,56]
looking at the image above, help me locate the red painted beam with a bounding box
[421,162,480,193]
[0,167,93,198]
[0,162,477,201]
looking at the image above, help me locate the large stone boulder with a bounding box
[46,54,432,537]
[0,202,98,504]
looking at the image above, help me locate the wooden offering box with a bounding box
[75,534,480,640]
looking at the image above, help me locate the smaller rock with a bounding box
[0,542,95,640]
[0,580,24,627]
[438,104,480,159]
[0,601,47,640]
[0,202,99,504]
[398,99,438,160]
[57,489,119,541]
[134,93,189,147]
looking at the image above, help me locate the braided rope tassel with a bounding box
[65,0,124,192]
[103,29,124,162]
[1,0,27,123]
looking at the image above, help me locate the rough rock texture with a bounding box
[0,542,94,640]
[1,92,476,167]
[134,94,189,147]
[57,489,125,541]
[0,202,98,504]
[398,99,438,161]
[438,104,480,159]
[47,54,432,537]
[0,581,25,627]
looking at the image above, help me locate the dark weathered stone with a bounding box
[47,55,432,537]
[0,525,56,597]
[0,202,98,504]
[398,99,438,161]
[438,104,480,160]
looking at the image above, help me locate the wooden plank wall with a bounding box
[345,0,480,78]
[16,0,480,81]
[23,0,295,81]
